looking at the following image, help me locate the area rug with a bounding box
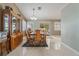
[22,42,48,47]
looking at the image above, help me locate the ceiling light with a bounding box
[30,8,37,20]
[38,6,42,10]
[30,16,37,20]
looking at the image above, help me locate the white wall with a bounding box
[61,4,79,52]
[22,20,27,32]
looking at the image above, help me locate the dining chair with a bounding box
[35,30,42,41]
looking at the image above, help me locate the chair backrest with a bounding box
[26,28,32,39]
[35,30,41,41]
[26,31,31,39]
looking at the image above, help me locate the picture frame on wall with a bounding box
[40,23,49,32]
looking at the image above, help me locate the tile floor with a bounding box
[7,36,79,56]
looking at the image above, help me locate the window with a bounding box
[54,21,61,31]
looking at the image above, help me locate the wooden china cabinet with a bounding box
[0,6,11,56]
[3,6,23,51]
[2,6,12,55]
[0,6,23,56]
[3,6,12,35]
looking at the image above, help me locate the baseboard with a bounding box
[62,42,79,55]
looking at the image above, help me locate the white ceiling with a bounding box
[16,3,68,20]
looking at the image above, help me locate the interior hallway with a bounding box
[7,36,78,56]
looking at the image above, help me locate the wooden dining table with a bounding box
[30,32,49,36]
[26,31,49,46]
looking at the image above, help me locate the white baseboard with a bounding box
[62,42,79,55]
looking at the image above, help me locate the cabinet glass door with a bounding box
[12,16,16,33]
[4,14,9,32]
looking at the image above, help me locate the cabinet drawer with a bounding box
[2,41,7,56]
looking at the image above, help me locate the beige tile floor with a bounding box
[7,36,79,56]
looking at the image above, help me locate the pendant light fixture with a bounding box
[30,8,37,20]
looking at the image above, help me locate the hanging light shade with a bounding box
[30,16,37,20]
[30,8,37,20]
